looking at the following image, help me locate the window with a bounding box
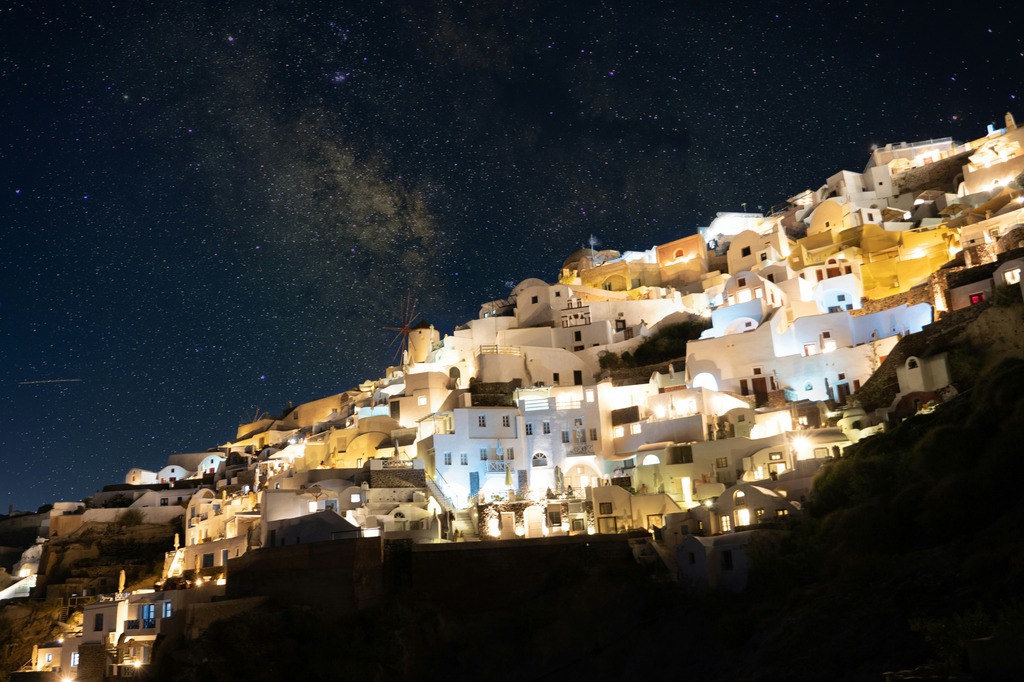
[525,423,533,436]
[480,448,488,461]
[720,516,732,533]
[599,502,613,515]
[478,415,486,427]
[837,294,847,302]
[970,292,986,305]
[72,652,80,667]
[630,423,641,435]
[460,453,468,465]
[837,372,846,381]
[613,426,624,438]
[561,430,571,443]
[502,415,510,428]
[202,553,214,568]
[822,330,831,339]
[721,548,734,567]
[548,510,562,526]
[533,453,548,467]
[737,277,747,287]
[715,457,728,469]
[531,295,539,304]
[160,498,168,507]
[507,448,514,460]
[573,370,583,385]
[443,452,452,466]
[552,372,560,384]
[1005,268,1021,285]
[753,366,762,375]
[741,246,751,257]
[585,389,594,402]
[760,251,768,261]
[350,492,361,503]
[589,428,598,441]
[45,653,53,663]
[542,422,551,434]
[417,395,427,406]
[776,508,790,517]
[769,452,783,461]
[94,613,104,631]
[574,330,582,342]
[555,291,561,297]
[755,508,765,520]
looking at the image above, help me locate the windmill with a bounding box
[383,292,421,367]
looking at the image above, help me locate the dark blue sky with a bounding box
[1,1,1019,511]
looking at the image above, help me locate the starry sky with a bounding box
[1,1,1019,512]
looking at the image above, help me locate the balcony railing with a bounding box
[486,461,510,473]
[565,443,594,457]
[124,618,155,631]
[477,345,522,356]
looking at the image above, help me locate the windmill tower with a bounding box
[384,293,420,369]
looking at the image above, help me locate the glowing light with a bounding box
[791,436,812,459]
[487,517,500,537]
[133,661,142,669]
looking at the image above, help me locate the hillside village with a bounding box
[4,114,1024,680]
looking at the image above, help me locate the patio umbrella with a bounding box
[555,465,564,492]
[504,462,512,488]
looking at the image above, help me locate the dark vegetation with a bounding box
[599,318,710,370]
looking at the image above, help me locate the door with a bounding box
[752,377,769,407]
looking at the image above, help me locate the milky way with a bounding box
[1,0,1019,510]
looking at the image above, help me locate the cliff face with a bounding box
[855,299,1024,412]
[33,520,177,600]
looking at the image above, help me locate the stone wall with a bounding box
[369,468,425,488]
[892,149,972,196]
[852,285,933,316]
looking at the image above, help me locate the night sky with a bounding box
[1,1,1019,512]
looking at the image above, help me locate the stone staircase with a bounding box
[453,509,479,540]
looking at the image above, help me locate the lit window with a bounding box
[45,653,53,663]
[585,389,595,402]
[613,426,624,438]
[599,502,613,515]
[630,423,641,435]
[72,652,80,667]
[417,395,427,406]
[350,493,361,504]
[1005,268,1021,285]
[720,515,732,532]
[715,457,728,469]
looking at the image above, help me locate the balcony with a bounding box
[486,460,510,473]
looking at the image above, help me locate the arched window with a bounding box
[532,452,548,468]
[907,358,919,370]
[641,454,661,466]
[734,490,746,505]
